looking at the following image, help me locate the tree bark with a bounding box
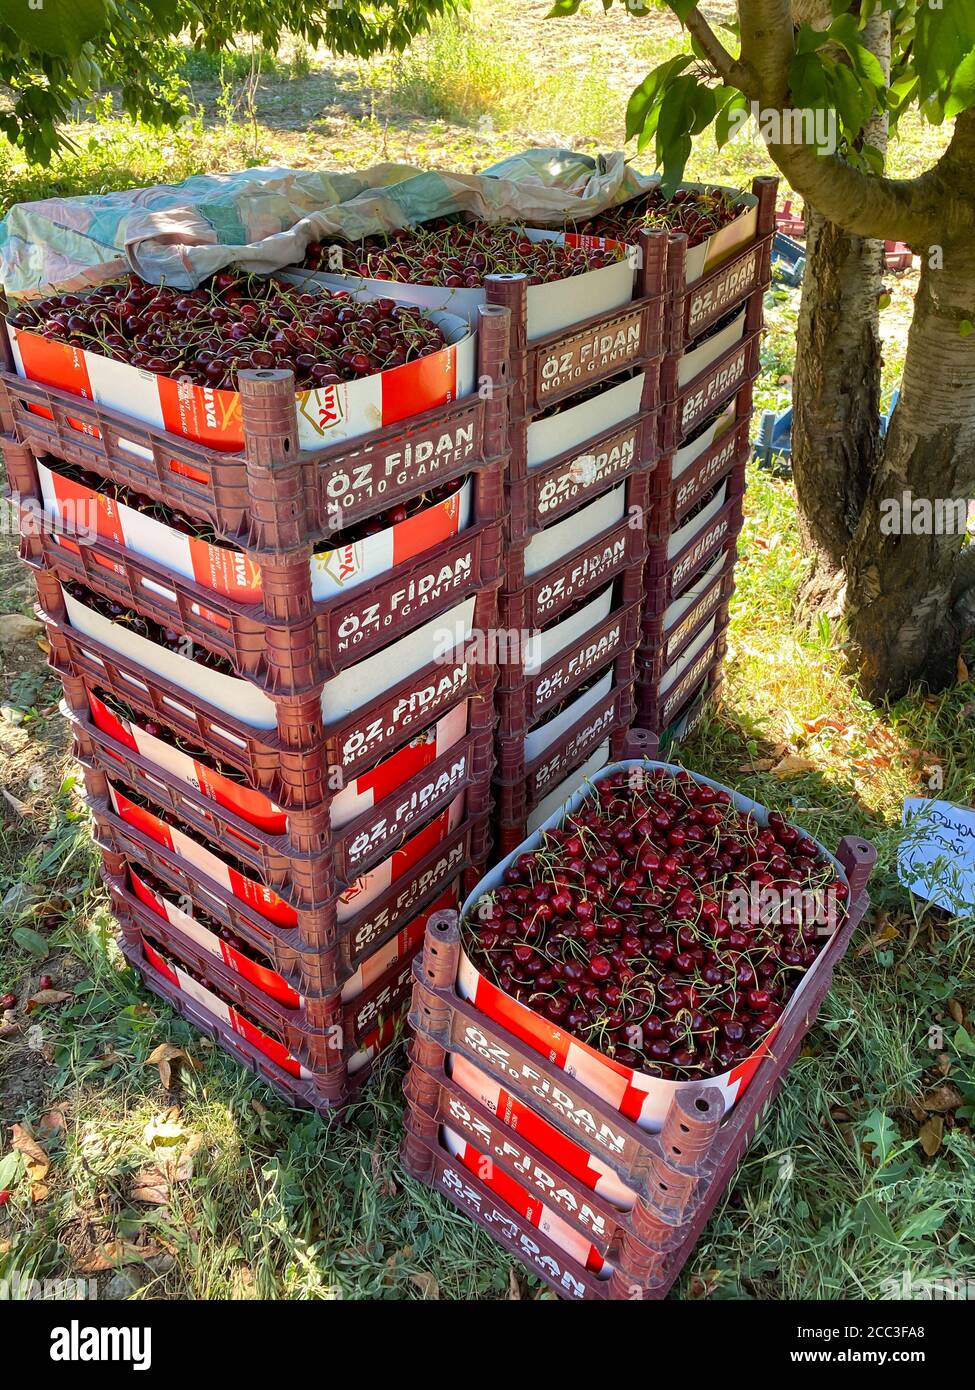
[792,216,885,613]
[843,245,975,699]
[790,7,890,616]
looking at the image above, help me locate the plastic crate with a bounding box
[90,776,489,957]
[644,464,745,610]
[500,473,649,631]
[658,323,762,452]
[482,234,668,420]
[664,177,777,354]
[0,307,510,550]
[13,447,505,690]
[98,792,487,997]
[118,932,396,1114]
[636,626,729,734]
[657,666,723,751]
[640,545,736,679]
[39,586,499,803]
[647,383,752,535]
[400,755,876,1298]
[505,368,659,544]
[107,854,459,1014]
[111,879,419,1056]
[72,691,493,892]
[495,592,642,740]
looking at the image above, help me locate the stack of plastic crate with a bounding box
[0,294,510,1115]
[400,736,876,1300]
[482,234,668,854]
[637,176,778,745]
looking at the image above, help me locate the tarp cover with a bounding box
[0,149,658,298]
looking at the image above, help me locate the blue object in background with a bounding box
[753,389,900,471]
[771,232,806,286]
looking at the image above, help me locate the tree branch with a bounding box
[683,7,756,94]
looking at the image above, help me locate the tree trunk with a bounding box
[791,216,885,614]
[790,6,890,617]
[843,246,975,699]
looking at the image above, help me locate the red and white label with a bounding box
[129,864,300,1008]
[448,1053,637,1210]
[89,690,286,835]
[441,1128,611,1278]
[141,935,311,1079]
[11,315,474,455]
[337,793,465,925]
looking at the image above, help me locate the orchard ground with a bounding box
[0,1,972,1301]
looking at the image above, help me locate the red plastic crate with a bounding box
[665,177,777,354]
[505,371,659,545]
[483,232,668,420]
[636,624,729,734]
[73,693,493,892]
[644,464,745,610]
[648,385,752,535]
[106,855,459,1013]
[639,548,736,682]
[119,931,397,1114]
[658,326,762,452]
[15,463,505,690]
[401,791,876,1298]
[0,308,510,550]
[111,881,419,1057]
[495,593,642,740]
[39,587,499,805]
[500,472,649,631]
[90,777,489,958]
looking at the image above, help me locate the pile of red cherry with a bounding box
[304,218,624,288]
[571,187,744,249]
[464,768,848,1081]
[7,270,447,391]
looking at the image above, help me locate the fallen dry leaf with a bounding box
[12,1124,50,1201]
[38,1111,65,1137]
[918,1115,943,1156]
[771,754,818,778]
[948,999,966,1026]
[410,1271,440,1299]
[958,654,970,683]
[27,988,72,1010]
[371,1145,397,1198]
[1,787,29,817]
[508,1267,524,1300]
[739,757,775,773]
[802,715,850,736]
[921,1084,963,1114]
[130,1166,171,1206]
[146,1042,197,1089]
[855,919,900,958]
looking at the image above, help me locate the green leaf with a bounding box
[945,48,975,117]
[828,58,875,137]
[545,0,583,15]
[12,927,50,960]
[954,1022,975,1053]
[789,51,829,109]
[898,1207,948,1240]
[624,55,692,144]
[7,0,109,59]
[826,12,887,89]
[860,1108,899,1163]
[960,320,974,339]
[0,1151,24,1189]
[716,90,749,149]
[665,0,699,21]
[855,1196,898,1243]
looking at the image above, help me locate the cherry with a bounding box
[0,993,17,1010]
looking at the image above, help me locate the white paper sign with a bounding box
[899,798,975,913]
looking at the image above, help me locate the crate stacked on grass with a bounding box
[640,176,778,742]
[400,731,876,1299]
[0,271,512,1113]
[296,212,670,855]
[478,231,669,852]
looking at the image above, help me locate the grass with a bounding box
[0,0,973,1303]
